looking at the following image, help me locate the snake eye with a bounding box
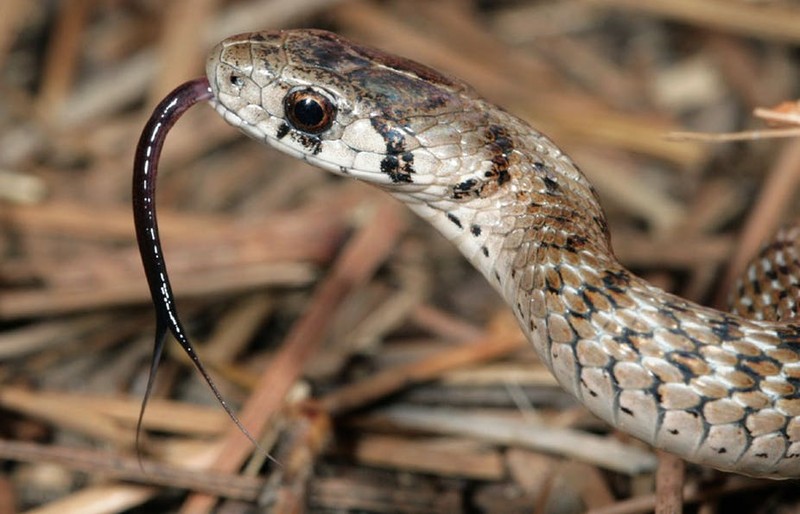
[284,88,335,134]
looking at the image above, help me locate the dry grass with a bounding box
[1,1,800,512]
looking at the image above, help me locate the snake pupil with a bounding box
[284,88,335,134]
[294,98,323,125]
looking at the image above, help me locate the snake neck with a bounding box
[388,106,617,309]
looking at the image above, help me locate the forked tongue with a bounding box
[132,77,267,459]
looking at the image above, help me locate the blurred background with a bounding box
[1,0,800,512]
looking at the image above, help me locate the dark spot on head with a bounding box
[470,224,481,236]
[717,447,727,454]
[371,117,406,154]
[481,246,489,257]
[497,169,510,186]
[380,155,398,174]
[385,131,405,154]
[452,178,480,200]
[372,117,416,183]
[756,453,769,458]
[446,213,462,229]
[276,122,290,140]
[483,125,514,189]
[668,429,679,435]
[620,406,634,416]
[292,132,323,155]
[380,155,413,183]
[486,125,512,147]
[543,176,559,192]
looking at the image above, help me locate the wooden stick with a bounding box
[0,439,263,500]
[655,451,686,514]
[587,0,800,44]
[35,0,91,118]
[319,317,526,415]
[587,476,775,514]
[0,387,228,438]
[23,485,157,514]
[358,405,657,475]
[150,0,218,103]
[350,434,504,480]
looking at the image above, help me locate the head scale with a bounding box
[206,29,479,189]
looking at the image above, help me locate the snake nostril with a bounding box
[229,73,245,88]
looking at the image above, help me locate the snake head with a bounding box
[206,29,481,191]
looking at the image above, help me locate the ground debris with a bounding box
[1,1,798,512]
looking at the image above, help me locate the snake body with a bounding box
[203,29,800,477]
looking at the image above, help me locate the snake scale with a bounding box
[134,29,800,478]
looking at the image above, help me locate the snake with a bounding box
[133,29,800,478]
